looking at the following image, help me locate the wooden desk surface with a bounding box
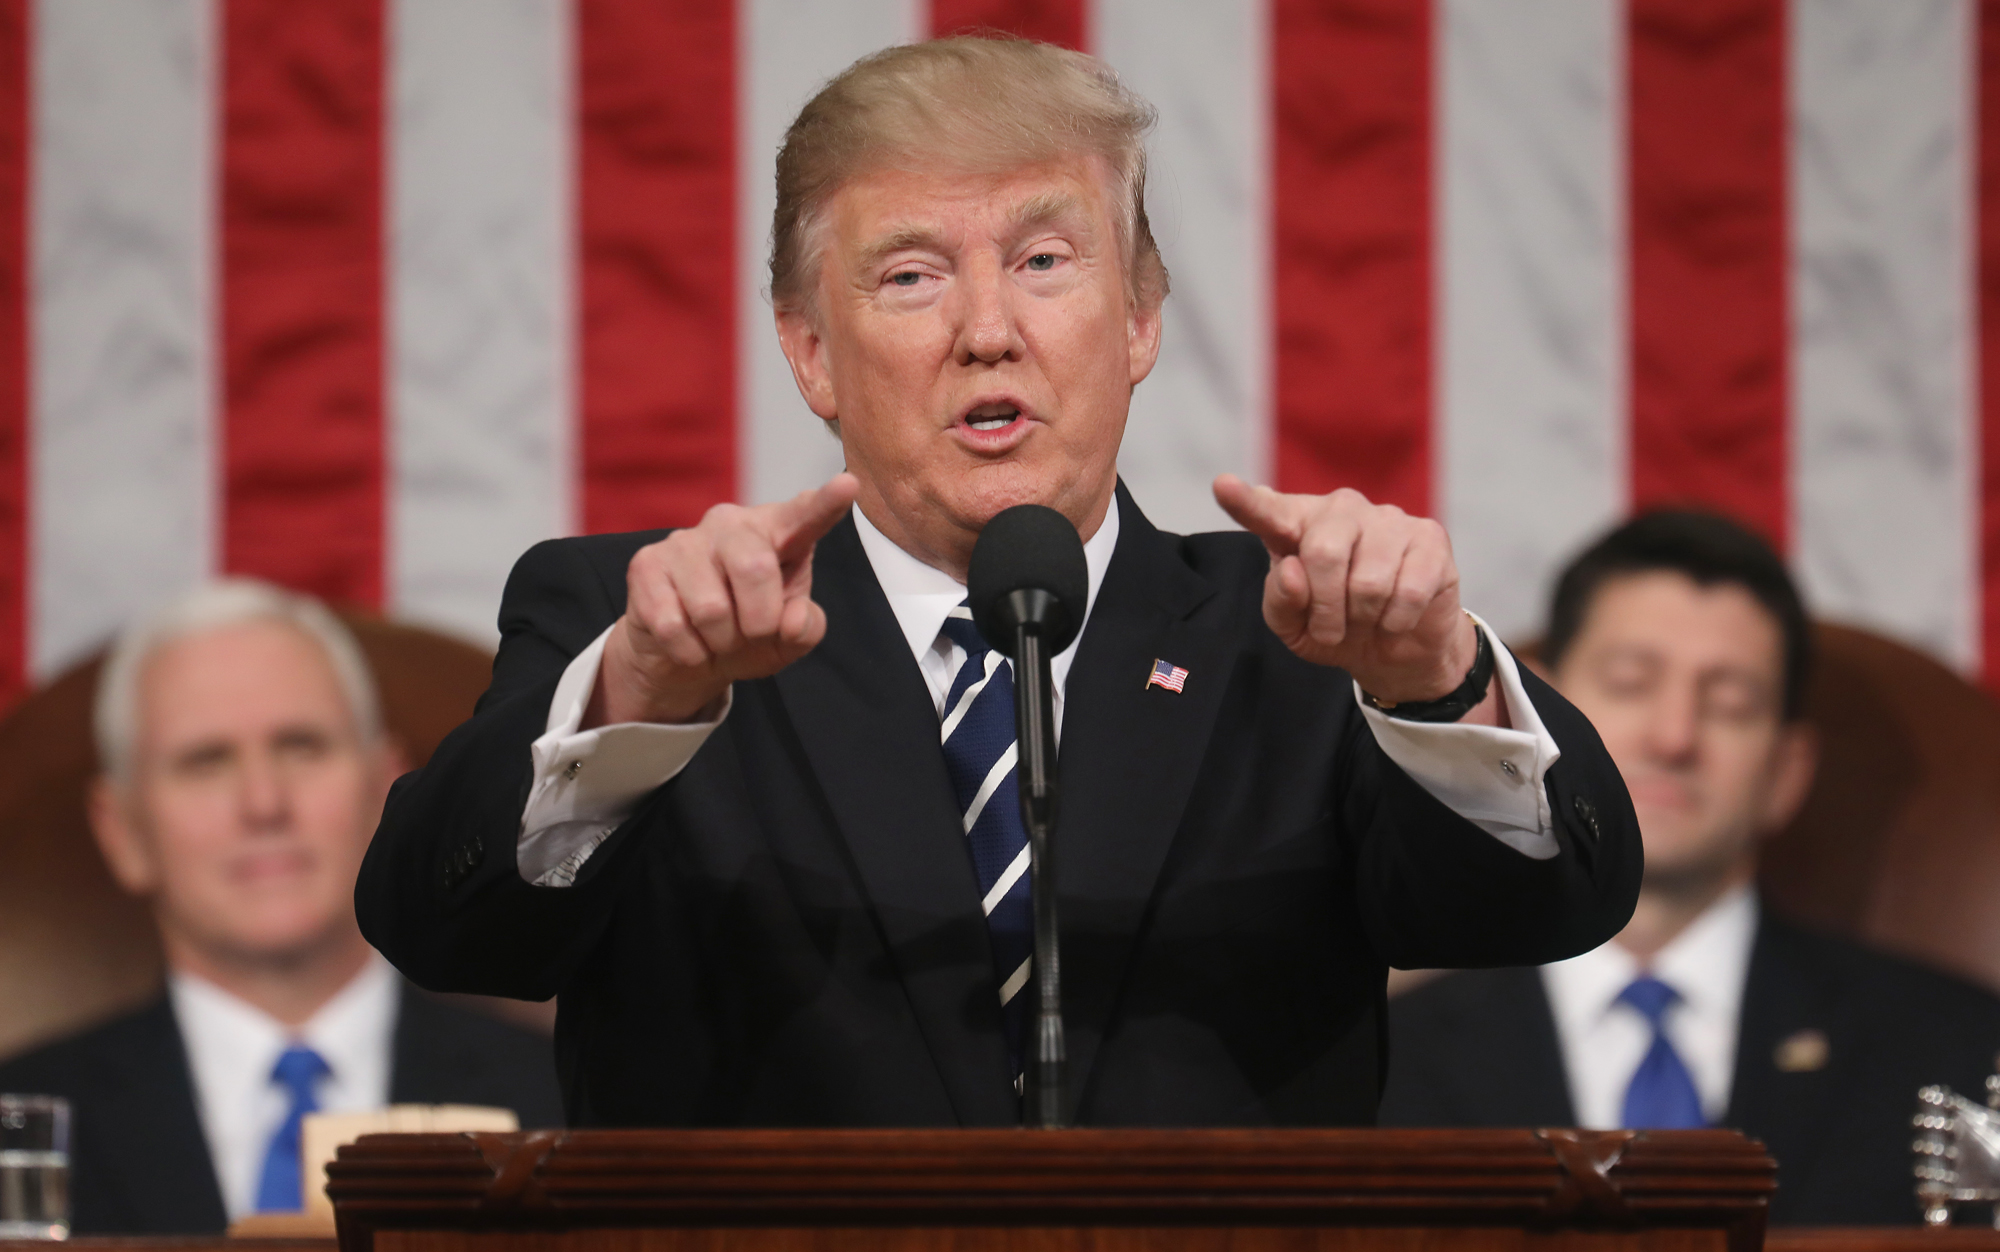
[11,1226,1982,1248]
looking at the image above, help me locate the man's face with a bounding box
[776,154,1162,573]
[1551,572,1816,893]
[93,620,393,968]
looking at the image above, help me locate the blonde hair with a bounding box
[95,579,383,789]
[771,35,1170,319]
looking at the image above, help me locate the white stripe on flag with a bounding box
[1094,0,1269,534]
[740,0,922,507]
[31,0,218,677]
[389,0,574,647]
[1790,0,1977,670]
[1436,0,1625,643]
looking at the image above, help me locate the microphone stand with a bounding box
[1007,592,1066,1129]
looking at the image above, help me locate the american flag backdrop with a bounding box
[0,0,1991,703]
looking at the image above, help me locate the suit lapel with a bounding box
[773,515,1016,1125]
[1724,914,1839,1176]
[89,998,228,1233]
[1056,488,1231,1119]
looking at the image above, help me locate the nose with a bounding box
[1645,681,1701,766]
[237,746,292,832]
[952,253,1024,366]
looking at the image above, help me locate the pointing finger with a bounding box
[1214,474,1304,555]
[765,473,860,564]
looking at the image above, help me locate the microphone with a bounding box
[967,504,1088,1130]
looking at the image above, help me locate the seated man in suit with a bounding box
[0,581,563,1235]
[1379,511,2000,1223]
[358,35,1641,1128]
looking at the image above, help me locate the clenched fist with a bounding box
[1212,475,1503,726]
[586,474,860,728]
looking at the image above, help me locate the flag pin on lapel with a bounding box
[1774,1028,1829,1073]
[1146,658,1189,693]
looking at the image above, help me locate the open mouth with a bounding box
[963,402,1022,431]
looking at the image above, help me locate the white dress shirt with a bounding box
[515,503,1566,887]
[1541,885,1758,1128]
[168,955,400,1221]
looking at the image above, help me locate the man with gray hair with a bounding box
[361,36,1640,1126]
[0,581,561,1234]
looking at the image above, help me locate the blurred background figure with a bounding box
[1379,512,2000,1225]
[0,581,561,1235]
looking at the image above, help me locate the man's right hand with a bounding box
[585,474,860,728]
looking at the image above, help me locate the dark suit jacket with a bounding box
[1378,908,2000,1224]
[357,486,1643,1127]
[0,984,562,1235]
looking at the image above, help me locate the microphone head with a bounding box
[967,504,1090,658]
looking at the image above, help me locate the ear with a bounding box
[775,306,840,423]
[1128,294,1163,388]
[88,776,160,897]
[1758,720,1820,835]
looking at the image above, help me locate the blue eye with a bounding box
[890,271,921,286]
[1026,253,1056,271]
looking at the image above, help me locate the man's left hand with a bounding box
[1214,475,1499,723]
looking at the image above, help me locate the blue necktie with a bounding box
[254,1044,330,1212]
[937,604,1033,1081]
[1617,975,1705,1129]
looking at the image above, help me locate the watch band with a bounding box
[1360,618,1495,723]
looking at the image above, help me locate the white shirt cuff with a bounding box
[1356,612,1561,860]
[518,625,730,886]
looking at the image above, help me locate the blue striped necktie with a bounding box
[254,1043,330,1212]
[937,603,1033,1081]
[1618,975,1705,1129]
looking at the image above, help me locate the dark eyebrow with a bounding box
[855,191,1096,275]
[856,226,950,275]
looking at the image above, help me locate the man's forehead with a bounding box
[832,156,1114,246]
[140,619,351,736]
[1575,571,1784,663]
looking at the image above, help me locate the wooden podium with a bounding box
[327,1127,1776,1252]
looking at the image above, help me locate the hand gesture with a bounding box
[1213,474,1482,709]
[589,474,860,727]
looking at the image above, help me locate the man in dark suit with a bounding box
[1379,511,2000,1224]
[0,581,561,1235]
[357,35,1641,1128]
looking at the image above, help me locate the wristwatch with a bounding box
[1359,618,1495,723]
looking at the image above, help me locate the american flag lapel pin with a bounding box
[1146,658,1189,693]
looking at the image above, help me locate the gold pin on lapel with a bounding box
[1774,1028,1829,1073]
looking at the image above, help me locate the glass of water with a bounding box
[0,1095,69,1239]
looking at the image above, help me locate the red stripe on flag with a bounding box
[1627,0,1789,546]
[1271,0,1432,515]
[929,0,1086,48]
[0,0,24,701]
[219,0,386,607]
[1982,0,2000,687]
[577,0,736,534]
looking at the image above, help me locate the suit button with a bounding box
[1572,795,1601,841]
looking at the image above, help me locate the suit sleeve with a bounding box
[1348,664,1643,970]
[356,536,660,1000]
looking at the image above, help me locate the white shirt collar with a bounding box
[170,954,401,1219]
[1541,885,1758,1126]
[1544,884,1758,1026]
[849,497,1121,677]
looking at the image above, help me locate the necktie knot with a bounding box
[939,608,988,659]
[1617,975,1680,1026]
[270,1045,329,1103]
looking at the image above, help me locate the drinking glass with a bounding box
[0,1095,69,1239]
